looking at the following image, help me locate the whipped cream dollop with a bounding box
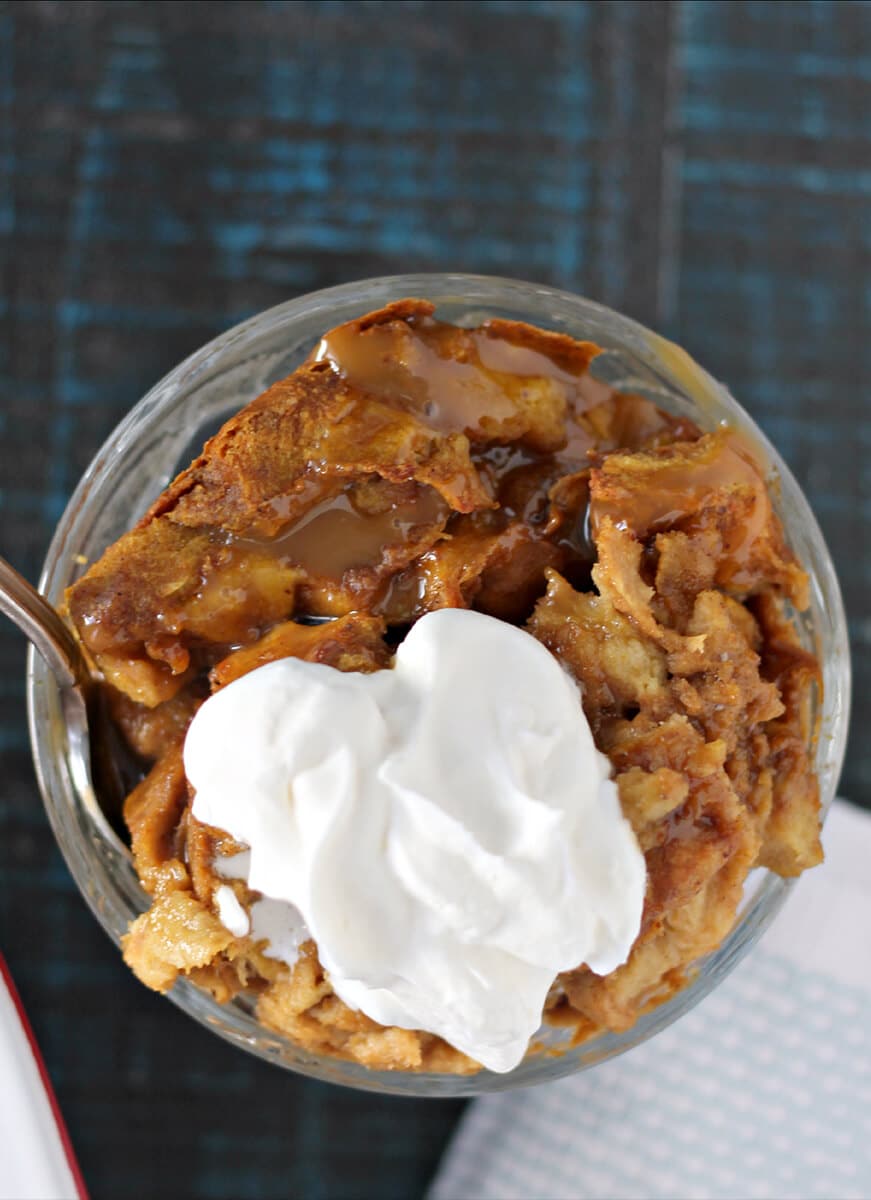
[185,609,646,1073]
[215,852,311,967]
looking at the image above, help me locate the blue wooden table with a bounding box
[1,3,868,1196]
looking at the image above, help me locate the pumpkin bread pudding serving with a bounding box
[66,300,822,1075]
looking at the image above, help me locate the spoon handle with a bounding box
[0,555,87,691]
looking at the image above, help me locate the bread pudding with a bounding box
[66,300,822,1074]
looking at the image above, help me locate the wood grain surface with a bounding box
[1,3,868,1197]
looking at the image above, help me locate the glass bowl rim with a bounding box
[27,272,851,1097]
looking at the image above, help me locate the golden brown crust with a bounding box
[122,891,235,993]
[123,746,190,896]
[753,592,823,875]
[210,612,390,689]
[67,321,499,705]
[523,431,821,1036]
[481,316,600,377]
[107,685,205,761]
[589,429,808,605]
[528,569,669,727]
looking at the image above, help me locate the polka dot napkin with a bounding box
[429,799,871,1200]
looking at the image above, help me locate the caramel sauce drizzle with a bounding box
[183,316,768,620]
[233,486,446,580]
[312,313,602,447]
[199,313,602,598]
[590,430,774,589]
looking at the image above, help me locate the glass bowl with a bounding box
[27,274,850,1097]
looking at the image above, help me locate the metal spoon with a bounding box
[0,554,131,848]
[0,555,88,690]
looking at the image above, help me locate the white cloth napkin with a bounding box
[430,798,871,1200]
[0,956,85,1200]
